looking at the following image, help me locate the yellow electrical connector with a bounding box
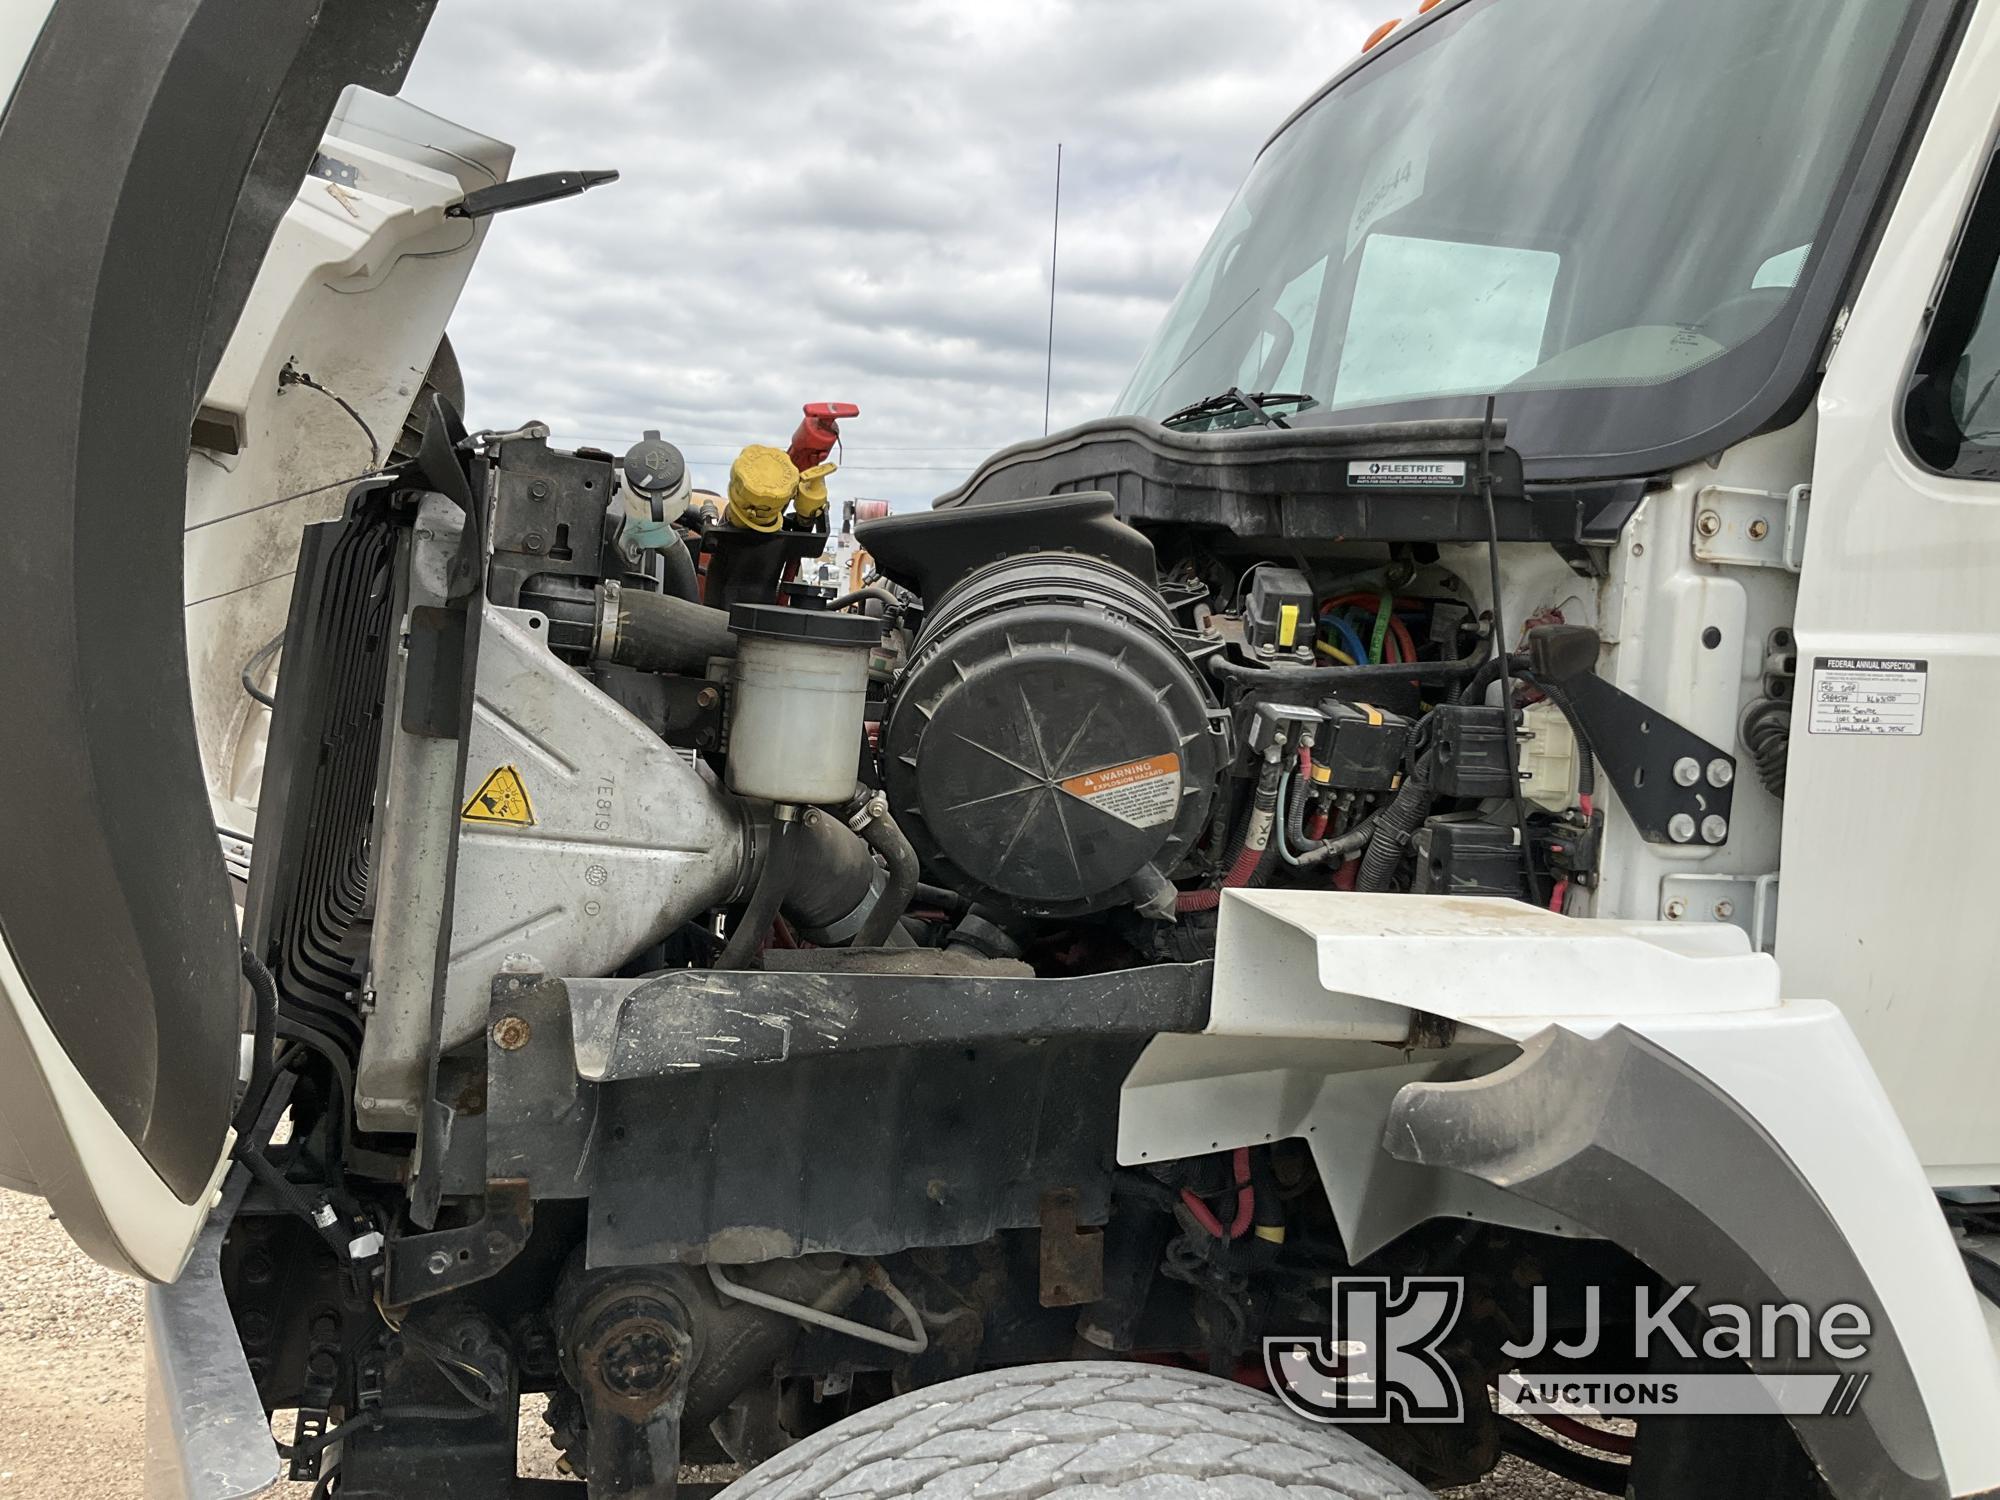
[794,461,836,520]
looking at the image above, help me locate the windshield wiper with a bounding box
[1161,388,1315,430]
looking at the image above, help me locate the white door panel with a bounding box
[1779,5,2000,1182]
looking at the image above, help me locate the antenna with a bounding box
[1043,142,1062,437]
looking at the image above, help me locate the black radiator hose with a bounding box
[717,819,793,969]
[231,946,280,1143]
[781,808,884,932]
[657,530,701,602]
[594,582,736,673]
[1357,751,1435,891]
[854,803,920,948]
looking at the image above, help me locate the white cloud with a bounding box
[401,0,1374,506]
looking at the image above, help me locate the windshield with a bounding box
[1116,0,1920,472]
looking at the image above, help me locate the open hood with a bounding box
[0,0,487,1278]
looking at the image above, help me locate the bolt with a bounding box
[695,686,719,709]
[1696,509,1722,538]
[426,1250,452,1277]
[1701,814,1729,844]
[1632,542,1645,557]
[1707,758,1734,787]
[1668,812,1697,844]
[523,532,545,553]
[485,1230,511,1257]
[1672,756,1701,786]
[529,480,550,500]
[492,1015,532,1051]
[1665,898,1687,919]
[1748,518,1770,541]
[1714,900,1736,920]
[240,1312,273,1345]
[1256,641,1276,657]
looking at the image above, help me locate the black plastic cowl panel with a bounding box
[931,416,1569,545]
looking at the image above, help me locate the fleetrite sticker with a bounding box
[1348,459,1467,488]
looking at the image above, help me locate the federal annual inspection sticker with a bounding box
[1807,656,1927,737]
[1348,458,1467,489]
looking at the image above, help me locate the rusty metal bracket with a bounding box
[1037,1188,1105,1308]
[383,1178,533,1308]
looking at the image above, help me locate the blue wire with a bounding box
[1323,613,1370,665]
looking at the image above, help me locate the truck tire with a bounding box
[717,1361,1436,1499]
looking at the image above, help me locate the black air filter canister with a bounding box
[881,548,1220,916]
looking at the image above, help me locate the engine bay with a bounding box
[226,390,1738,1493]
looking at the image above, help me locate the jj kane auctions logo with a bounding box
[1265,1279,1874,1423]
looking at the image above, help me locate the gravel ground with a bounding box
[0,1190,1587,1499]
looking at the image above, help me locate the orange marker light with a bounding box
[1418,0,1446,12]
[1362,17,1400,49]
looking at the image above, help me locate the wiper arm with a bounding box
[1161,389,1315,430]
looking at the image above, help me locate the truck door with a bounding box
[0,0,433,1278]
[1779,28,2000,1186]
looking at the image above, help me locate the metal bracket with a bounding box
[308,151,358,186]
[1691,484,1810,572]
[383,1178,532,1308]
[1037,1188,1105,1308]
[1559,673,1737,846]
[1660,872,1780,952]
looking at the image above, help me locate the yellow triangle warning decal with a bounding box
[461,765,535,826]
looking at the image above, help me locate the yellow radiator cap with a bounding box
[726,445,799,532]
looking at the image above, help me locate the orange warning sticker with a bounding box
[462,765,535,826]
[1058,752,1181,829]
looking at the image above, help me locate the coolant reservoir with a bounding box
[725,604,883,805]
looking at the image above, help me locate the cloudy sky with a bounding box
[399,1,1372,507]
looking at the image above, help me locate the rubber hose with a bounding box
[1283,759,1314,855]
[657,529,700,602]
[1357,752,1435,891]
[718,820,793,969]
[827,583,901,612]
[781,809,882,930]
[854,809,920,947]
[1296,807,1386,867]
[1742,698,1791,798]
[1210,630,1490,698]
[231,947,280,1143]
[598,584,737,673]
